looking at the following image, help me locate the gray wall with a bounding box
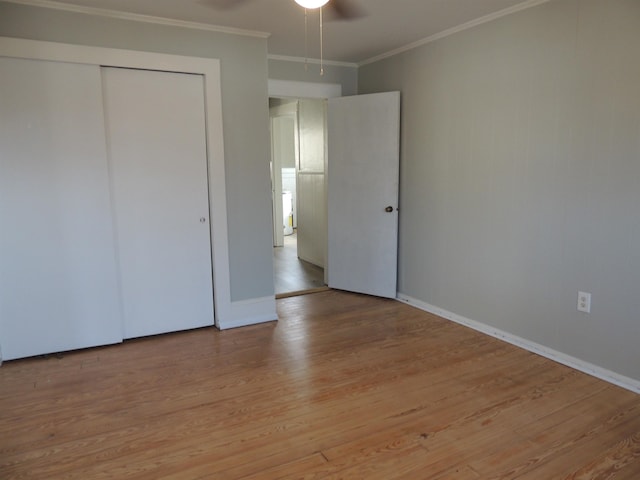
[269,57,358,96]
[359,0,640,381]
[0,1,275,302]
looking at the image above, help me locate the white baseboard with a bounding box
[217,295,278,330]
[396,293,640,394]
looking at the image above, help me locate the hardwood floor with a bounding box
[274,231,325,295]
[1,290,639,479]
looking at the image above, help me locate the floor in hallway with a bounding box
[273,231,325,295]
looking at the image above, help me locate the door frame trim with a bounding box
[0,36,233,328]
[268,80,340,287]
[268,79,342,99]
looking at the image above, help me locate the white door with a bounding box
[0,58,123,360]
[297,99,327,268]
[102,67,214,339]
[327,92,400,299]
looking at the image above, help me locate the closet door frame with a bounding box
[0,36,232,329]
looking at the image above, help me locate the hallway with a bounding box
[273,231,325,295]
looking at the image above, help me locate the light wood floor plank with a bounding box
[1,290,638,479]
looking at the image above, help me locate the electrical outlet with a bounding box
[577,291,591,313]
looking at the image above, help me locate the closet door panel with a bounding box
[0,57,123,360]
[102,67,214,339]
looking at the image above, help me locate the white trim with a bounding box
[396,293,640,394]
[4,0,552,67]
[268,54,358,69]
[219,297,278,330]
[359,0,553,66]
[0,36,234,332]
[2,0,270,39]
[268,79,342,99]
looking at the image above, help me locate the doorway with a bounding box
[270,97,327,296]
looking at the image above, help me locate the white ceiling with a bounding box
[17,0,545,63]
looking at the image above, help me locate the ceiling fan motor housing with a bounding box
[295,0,330,9]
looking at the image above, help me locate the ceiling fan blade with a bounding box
[198,0,252,10]
[326,0,366,20]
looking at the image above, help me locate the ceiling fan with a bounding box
[202,0,366,74]
[202,0,365,21]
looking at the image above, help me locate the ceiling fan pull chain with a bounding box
[320,6,324,76]
[304,8,309,71]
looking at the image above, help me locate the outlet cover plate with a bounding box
[578,291,591,313]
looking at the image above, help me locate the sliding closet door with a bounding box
[0,57,123,360]
[102,67,214,339]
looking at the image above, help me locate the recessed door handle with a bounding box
[385,206,394,213]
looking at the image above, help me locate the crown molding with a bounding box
[359,0,553,66]
[268,54,357,69]
[2,0,271,38]
[5,0,554,66]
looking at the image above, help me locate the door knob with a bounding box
[385,206,394,213]
[200,217,207,223]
